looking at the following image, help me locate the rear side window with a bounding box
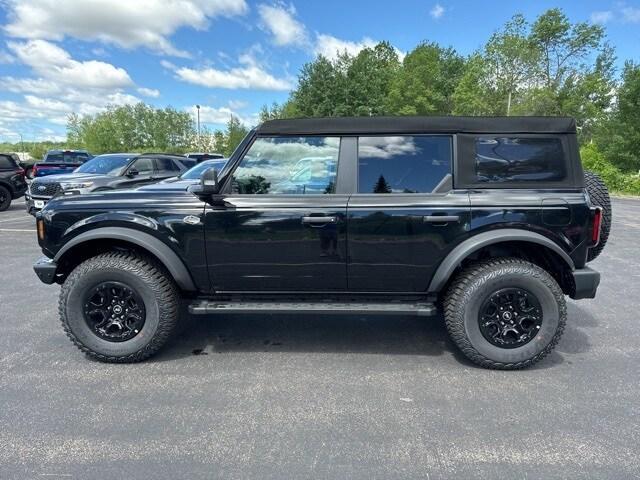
[474,137,566,183]
[156,158,181,172]
[358,136,452,194]
[45,152,90,164]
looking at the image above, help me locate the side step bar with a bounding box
[189,300,437,317]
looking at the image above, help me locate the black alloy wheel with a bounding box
[478,288,543,348]
[83,281,146,342]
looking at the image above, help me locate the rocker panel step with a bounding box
[189,300,437,317]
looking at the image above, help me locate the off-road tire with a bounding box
[584,171,612,262]
[444,258,566,370]
[0,185,11,211]
[59,252,180,362]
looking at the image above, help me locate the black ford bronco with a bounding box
[33,116,611,369]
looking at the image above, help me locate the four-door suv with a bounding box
[26,153,189,215]
[32,116,611,369]
[0,153,27,211]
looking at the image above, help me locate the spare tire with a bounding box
[584,171,612,262]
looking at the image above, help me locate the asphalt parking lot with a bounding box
[0,197,639,479]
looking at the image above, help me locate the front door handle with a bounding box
[423,215,460,223]
[302,216,337,226]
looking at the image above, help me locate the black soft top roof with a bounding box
[256,116,576,135]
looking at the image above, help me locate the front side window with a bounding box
[474,137,566,183]
[131,158,154,174]
[232,136,340,195]
[358,136,452,193]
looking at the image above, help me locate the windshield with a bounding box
[180,159,227,180]
[45,152,90,164]
[75,155,132,175]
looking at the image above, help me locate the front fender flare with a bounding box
[54,227,197,291]
[427,228,575,293]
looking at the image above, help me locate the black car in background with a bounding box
[185,152,224,163]
[0,153,28,211]
[137,158,228,192]
[33,150,93,177]
[26,153,188,215]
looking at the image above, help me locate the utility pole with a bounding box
[196,105,201,151]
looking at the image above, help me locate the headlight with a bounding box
[59,182,93,190]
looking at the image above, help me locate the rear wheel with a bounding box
[0,186,11,211]
[444,258,566,370]
[59,252,180,362]
[584,171,612,262]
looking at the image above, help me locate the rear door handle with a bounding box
[422,215,460,223]
[302,216,337,226]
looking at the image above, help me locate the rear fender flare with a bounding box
[427,228,575,293]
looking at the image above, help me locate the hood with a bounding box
[33,172,107,183]
[137,179,197,192]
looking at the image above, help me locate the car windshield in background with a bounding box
[75,155,132,175]
[180,159,227,180]
[45,153,90,163]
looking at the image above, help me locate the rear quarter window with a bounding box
[456,135,573,188]
[0,155,16,169]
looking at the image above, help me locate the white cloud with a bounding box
[195,104,258,126]
[173,50,293,90]
[258,3,308,47]
[4,0,249,57]
[590,11,613,24]
[430,3,445,19]
[314,34,377,60]
[622,6,640,22]
[160,60,177,70]
[1,39,142,134]
[137,87,161,98]
[8,40,133,89]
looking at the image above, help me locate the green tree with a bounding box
[596,62,640,172]
[373,175,392,193]
[387,42,465,115]
[223,115,249,156]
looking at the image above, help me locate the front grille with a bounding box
[30,180,61,199]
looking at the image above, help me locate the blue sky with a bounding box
[0,0,638,142]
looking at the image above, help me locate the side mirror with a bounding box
[189,167,220,198]
[127,168,139,178]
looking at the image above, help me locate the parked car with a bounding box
[0,153,27,211]
[137,158,228,192]
[32,150,93,178]
[185,152,224,163]
[26,153,188,215]
[33,116,611,369]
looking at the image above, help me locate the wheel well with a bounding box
[56,239,173,286]
[440,240,575,297]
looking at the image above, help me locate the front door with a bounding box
[347,135,471,292]
[204,135,348,292]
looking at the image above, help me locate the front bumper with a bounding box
[25,194,50,216]
[33,256,57,284]
[570,267,600,300]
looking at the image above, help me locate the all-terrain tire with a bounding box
[59,252,180,362]
[0,185,11,211]
[444,258,566,370]
[584,171,612,262]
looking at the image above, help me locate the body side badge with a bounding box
[183,215,201,225]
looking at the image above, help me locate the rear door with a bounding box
[346,135,471,292]
[154,157,184,181]
[204,135,349,292]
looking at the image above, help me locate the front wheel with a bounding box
[59,252,180,362]
[444,258,566,370]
